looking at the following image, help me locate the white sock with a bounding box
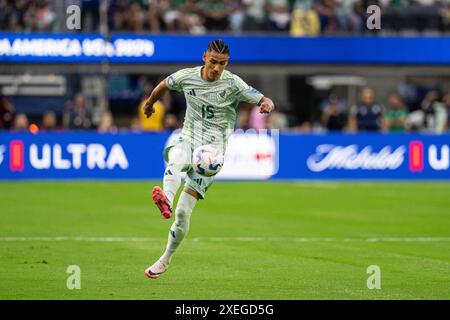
[159,191,197,266]
[163,146,189,207]
[163,163,182,208]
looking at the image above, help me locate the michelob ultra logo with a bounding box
[409,140,449,172]
[4,140,129,171]
[307,141,449,173]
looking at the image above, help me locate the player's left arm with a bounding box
[233,74,275,113]
[258,96,275,114]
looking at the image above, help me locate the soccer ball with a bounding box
[192,145,224,177]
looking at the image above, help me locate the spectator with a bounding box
[146,0,161,33]
[129,116,142,131]
[139,99,165,130]
[242,0,268,31]
[22,0,56,32]
[110,0,147,32]
[161,88,186,125]
[348,87,384,132]
[64,93,93,129]
[127,2,146,32]
[406,90,448,133]
[0,1,9,30]
[314,0,338,34]
[422,90,447,133]
[335,0,362,33]
[228,0,245,32]
[266,0,291,31]
[164,113,180,130]
[97,111,117,133]
[0,91,15,130]
[37,1,56,31]
[138,82,166,131]
[7,11,21,32]
[409,0,441,32]
[295,121,312,132]
[249,104,269,129]
[42,111,58,131]
[443,3,450,33]
[443,91,450,131]
[13,113,29,131]
[181,0,206,34]
[0,0,31,32]
[291,0,314,10]
[381,0,410,32]
[236,107,251,130]
[267,111,289,130]
[159,0,184,32]
[82,0,101,32]
[199,0,232,31]
[382,93,409,132]
[320,93,347,131]
[290,5,321,36]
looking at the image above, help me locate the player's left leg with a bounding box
[145,187,199,279]
[145,171,214,279]
[161,187,198,267]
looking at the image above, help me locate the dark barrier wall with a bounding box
[1,132,449,180]
[1,33,450,65]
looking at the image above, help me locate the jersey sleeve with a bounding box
[233,74,264,105]
[165,68,189,92]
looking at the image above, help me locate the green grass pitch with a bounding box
[0,181,449,300]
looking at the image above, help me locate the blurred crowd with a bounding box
[108,0,450,34]
[2,83,450,134]
[0,0,56,32]
[1,0,450,34]
[315,87,450,133]
[236,86,450,133]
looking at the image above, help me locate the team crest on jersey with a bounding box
[167,76,174,88]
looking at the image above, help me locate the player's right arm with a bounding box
[144,69,188,118]
[143,80,169,118]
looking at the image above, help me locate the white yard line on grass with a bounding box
[0,236,449,242]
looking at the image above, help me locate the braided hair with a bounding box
[207,39,229,55]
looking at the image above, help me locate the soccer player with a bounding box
[143,39,275,279]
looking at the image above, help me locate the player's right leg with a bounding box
[152,143,191,219]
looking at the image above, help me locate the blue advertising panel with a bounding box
[1,33,450,65]
[0,132,169,180]
[275,133,450,180]
[0,132,449,180]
